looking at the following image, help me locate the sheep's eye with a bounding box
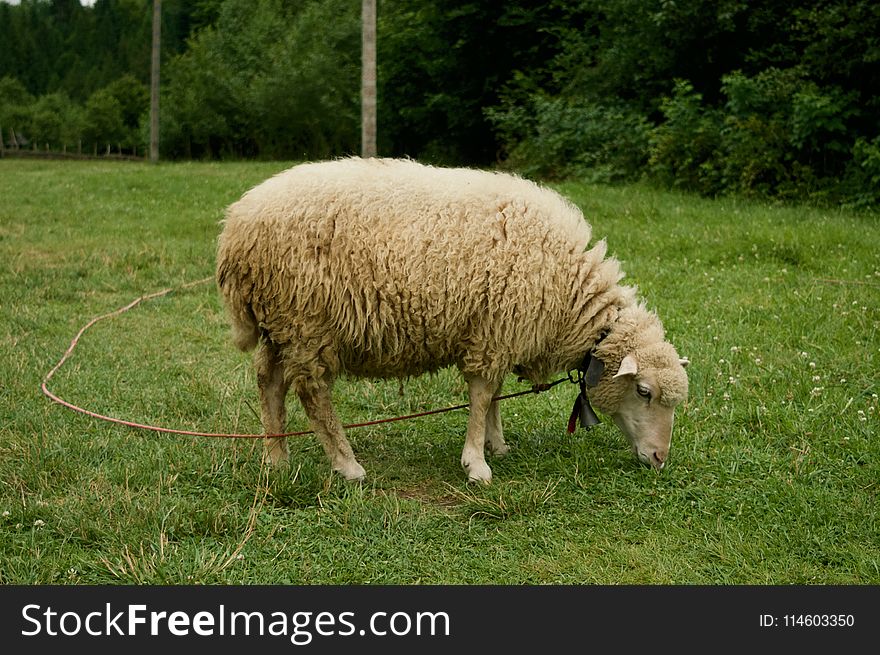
[636,385,652,400]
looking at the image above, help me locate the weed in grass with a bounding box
[444,478,561,523]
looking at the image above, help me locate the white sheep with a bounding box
[216,157,689,482]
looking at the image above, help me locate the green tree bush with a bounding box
[28,92,83,151]
[648,80,723,195]
[845,136,880,208]
[161,0,359,159]
[488,94,650,182]
[82,87,125,154]
[0,76,34,146]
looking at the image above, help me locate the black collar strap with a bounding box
[567,350,604,433]
[582,352,605,387]
[580,328,610,383]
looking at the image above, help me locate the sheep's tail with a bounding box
[216,258,260,353]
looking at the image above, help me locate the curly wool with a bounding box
[216,157,639,394]
[589,303,689,411]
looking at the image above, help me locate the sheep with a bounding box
[216,157,689,483]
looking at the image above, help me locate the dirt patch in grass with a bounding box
[391,482,461,508]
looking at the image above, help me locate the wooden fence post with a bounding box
[361,0,377,158]
[150,0,162,163]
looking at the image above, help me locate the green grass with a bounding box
[1,159,878,584]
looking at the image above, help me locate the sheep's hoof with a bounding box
[263,437,290,467]
[335,460,367,482]
[487,442,510,457]
[462,459,492,485]
[263,456,289,468]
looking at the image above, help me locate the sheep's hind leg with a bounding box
[296,381,366,481]
[460,375,496,484]
[256,341,290,466]
[485,384,510,456]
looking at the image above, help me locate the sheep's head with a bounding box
[586,341,689,470]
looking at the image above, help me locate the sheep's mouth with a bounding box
[635,449,665,471]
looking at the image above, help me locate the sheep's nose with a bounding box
[652,448,668,469]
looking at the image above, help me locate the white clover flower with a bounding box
[33,519,45,528]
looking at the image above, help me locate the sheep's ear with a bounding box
[613,354,639,379]
[679,357,690,368]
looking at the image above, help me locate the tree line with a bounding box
[0,0,194,155]
[1,0,878,207]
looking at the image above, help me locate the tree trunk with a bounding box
[150,0,162,163]
[361,0,377,158]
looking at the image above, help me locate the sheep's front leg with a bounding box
[256,341,290,466]
[296,382,366,481]
[485,384,510,456]
[460,375,496,484]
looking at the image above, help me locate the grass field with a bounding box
[1,159,878,584]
